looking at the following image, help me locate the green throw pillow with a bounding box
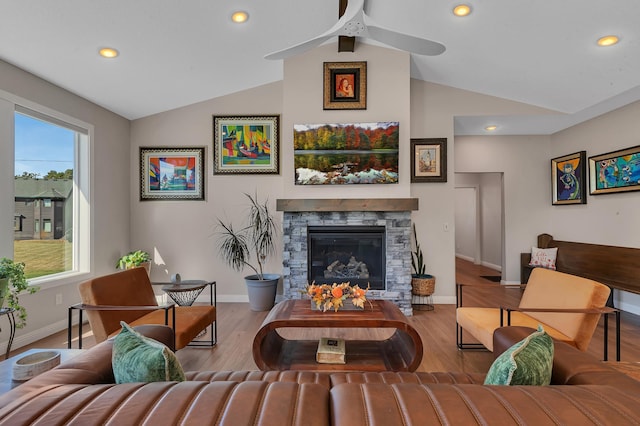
[484,325,554,386]
[112,321,185,384]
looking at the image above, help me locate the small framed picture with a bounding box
[140,147,205,201]
[589,145,640,195]
[212,115,280,175]
[551,151,587,205]
[410,138,447,182]
[323,61,367,110]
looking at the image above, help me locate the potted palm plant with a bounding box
[116,250,151,275]
[411,224,435,310]
[217,192,280,311]
[0,257,39,328]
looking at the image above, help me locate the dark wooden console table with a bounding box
[252,299,423,372]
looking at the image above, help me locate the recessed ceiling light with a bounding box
[99,48,119,58]
[453,4,472,17]
[597,35,619,47]
[231,11,249,23]
[485,125,497,131]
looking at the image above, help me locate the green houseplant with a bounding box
[411,224,435,304]
[116,250,151,274]
[0,257,39,328]
[217,192,280,311]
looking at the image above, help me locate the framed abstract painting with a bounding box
[589,145,640,195]
[139,147,205,201]
[212,115,280,175]
[551,151,587,205]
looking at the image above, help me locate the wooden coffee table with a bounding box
[252,299,423,371]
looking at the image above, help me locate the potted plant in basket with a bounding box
[0,257,39,328]
[217,192,280,311]
[116,250,151,275]
[411,224,435,308]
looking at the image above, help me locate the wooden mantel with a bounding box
[276,198,418,212]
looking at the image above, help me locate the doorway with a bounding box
[454,172,504,279]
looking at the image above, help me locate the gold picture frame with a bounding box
[323,61,367,110]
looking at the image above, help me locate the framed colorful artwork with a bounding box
[551,151,587,205]
[139,147,205,201]
[294,122,399,185]
[589,145,640,195]
[410,138,447,182]
[323,61,367,110]
[212,115,280,174]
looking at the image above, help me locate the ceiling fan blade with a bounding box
[365,17,446,56]
[264,34,335,60]
[265,0,365,60]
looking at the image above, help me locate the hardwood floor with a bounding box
[12,258,640,374]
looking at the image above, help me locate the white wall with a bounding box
[0,59,131,349]
[410,80,556,301]
[549,100,640,313]
[455,135,550,283]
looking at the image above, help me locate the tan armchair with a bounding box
[456,267,613,356]
[71,267,216,350]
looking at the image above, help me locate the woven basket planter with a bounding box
[411,276,435,296]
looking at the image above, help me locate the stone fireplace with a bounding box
[277,198,418,315]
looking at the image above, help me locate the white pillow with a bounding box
[528,247,558,270]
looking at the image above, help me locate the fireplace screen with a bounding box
[307,226,385,290]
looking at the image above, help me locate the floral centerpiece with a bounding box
[305,282,370,312]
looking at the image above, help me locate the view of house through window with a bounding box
[14,111,76,279]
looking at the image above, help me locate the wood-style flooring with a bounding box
[11,258,640,373]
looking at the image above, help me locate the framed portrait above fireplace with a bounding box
[294,122,399,185]
[323,61,366,110]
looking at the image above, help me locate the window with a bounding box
[14,215,23,231]
[12,106,91,281]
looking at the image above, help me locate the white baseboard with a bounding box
[481,261,501,272]
[0,318,69,354]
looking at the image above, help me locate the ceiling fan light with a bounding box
[485,125,497,131]
[231,11,249,24]
[98,48,119,58]
[453,4,472,17]
[597,35,619,47]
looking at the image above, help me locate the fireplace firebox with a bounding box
[307,226,386,290]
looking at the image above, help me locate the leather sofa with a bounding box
[0,325,639,425]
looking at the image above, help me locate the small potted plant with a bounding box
[411,224,435,309]
[0,257,39,328]
[217,192,280,311]
[116,250,151,275]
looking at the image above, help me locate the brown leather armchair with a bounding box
[70,267,216,350]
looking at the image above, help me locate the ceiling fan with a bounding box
[264,0,446,60]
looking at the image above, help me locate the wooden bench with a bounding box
[521,233,640,296]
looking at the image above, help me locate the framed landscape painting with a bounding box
[551,151,587,205]
[212,115,280,174]
[140,147,205,200]
[294,122,398,185]
[589,145,640,195]
[410,138,447,182]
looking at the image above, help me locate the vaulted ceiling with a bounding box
[1,1,638,135]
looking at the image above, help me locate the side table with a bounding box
[0,308,16,360]
[152,280,217,347]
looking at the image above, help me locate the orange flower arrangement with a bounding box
[305,282,370,312]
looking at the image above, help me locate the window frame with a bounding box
[1,91,93,288]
